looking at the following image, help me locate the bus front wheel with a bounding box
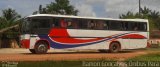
[29,49,36,54]
[34,41,48,54]
[109,42,121,53]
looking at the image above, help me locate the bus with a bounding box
[20,14,149,54]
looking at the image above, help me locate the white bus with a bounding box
[20,14,149,54]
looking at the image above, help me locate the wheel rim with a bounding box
[112,43,119,51]
[113,44,118,50]
[38,44,46,53]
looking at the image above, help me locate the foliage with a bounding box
[119,6,160,30]
[0,8,21,40]
[33,0,78,15]
[126,53,160,61]
[0,8,21,30]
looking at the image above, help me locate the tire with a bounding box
[35,41,48,54]
[109,42,121,53]
[29,49,36,54]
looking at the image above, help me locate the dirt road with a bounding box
[0,48,148,61]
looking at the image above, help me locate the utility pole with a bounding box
[139,0,141,16]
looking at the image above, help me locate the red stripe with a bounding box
[49,28,103,44]
[121,34,146,39]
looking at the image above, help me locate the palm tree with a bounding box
[149,10,159,19]
[0,8,21,48]
[119,11,139,19]
[0,8,21,33]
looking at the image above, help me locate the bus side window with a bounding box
[52,18,60,28]
[60,19,67,28]
[72,19,79,29]
[128,22,140,31]
[96,20,106,30]
[133,22,139,31]
[67,21,74,28]
[104,21,109,30]
[108,21,122,30]
[122,22,128,31]
[87,20,94,29]
[139,23,147,31]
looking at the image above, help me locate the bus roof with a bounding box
[28,14,148,22]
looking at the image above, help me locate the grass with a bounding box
[126,48,160,61]
[18,61,82,67]
[126,53,160,61]
[0,58,116,67]
[15,52,160,67]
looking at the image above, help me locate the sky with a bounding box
[0,0,160,18]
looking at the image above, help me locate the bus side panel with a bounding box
[65,29,125,50]
[65,41,109,49]
[121,32,148,49]
[35,29,148,50]
[129,32,148,49]
[66,29,148,50]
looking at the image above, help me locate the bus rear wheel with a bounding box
[34,41,48,54]
[109,42,121,53]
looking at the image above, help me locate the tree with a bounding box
[0,8,21,30]
[119,11,139,19]
[33,0,78,15]
[0,8,21,48]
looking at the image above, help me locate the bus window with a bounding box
[87,20,94,29]
[103,22,109,30]
[139,23,147,31]
[64,18,74,29]
[109,21,122,30]
[133,22,139,31]
[52,18,60,28]
[67,21,74,28]
[32,19,50,29]
[60,19,67,28]
[128,22,138,31]
[122,22,128,31]
[31,19,51,34]
[78,19,88,29]
[128,22,147,31]
[72,19,79,29]
[93,20,107,30]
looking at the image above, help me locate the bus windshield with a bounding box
[21,18,51,34]
[21,18,31,34]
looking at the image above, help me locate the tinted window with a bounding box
[32,19,50,28]
[127,22,147,31]
[108,21,122,30]
[52,18,60,27]
[78,19,88,29]
[139,23,147,31]
[30,19,51,34]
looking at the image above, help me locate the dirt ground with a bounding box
[0,48,153,61]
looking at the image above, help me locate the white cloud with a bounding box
[85,0,105,5]
[105,0,139,18]
[74,3,96,17]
